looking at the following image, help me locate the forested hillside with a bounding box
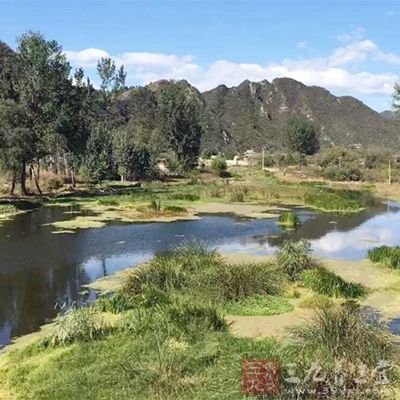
[1,33,400,195]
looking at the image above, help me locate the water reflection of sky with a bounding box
[311,211,400,259]
[218,204,400,260]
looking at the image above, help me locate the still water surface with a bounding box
[1,201,400,346]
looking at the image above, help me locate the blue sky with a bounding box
[1,0,399,111]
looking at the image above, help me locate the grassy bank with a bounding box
[1,242,398,399]
[33,167,376,232]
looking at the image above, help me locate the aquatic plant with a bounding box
[300,267,366,298]
[277,240,317,280]
[278,211,300,229]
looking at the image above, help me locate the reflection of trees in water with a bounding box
[0,261,89,343]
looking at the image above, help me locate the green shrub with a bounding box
[368,245,400,269]
[301,267,366,298]
[277,240,317,280]
[210,262,285,301]
[224,294,294,316]
[46,175,64,190]
[278,211,300,229]
[211,157,227,176]
[44,307,110,346]
[322,165,363,181]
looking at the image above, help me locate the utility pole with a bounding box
[262,148,265,170]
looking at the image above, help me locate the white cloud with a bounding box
[336,27,365,43]
[65,33,400,101]
[386,10,395,17]
[65,48,109,67]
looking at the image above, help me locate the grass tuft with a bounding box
[368,245,400,269]
[301,267,367,298]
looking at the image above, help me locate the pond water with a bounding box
[1,200,400,346]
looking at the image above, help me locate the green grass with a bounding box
[277,211,300,229]
[223,294,294,316]
[368,245,400,269]
[1,244,398,399]
[300,267,366,298]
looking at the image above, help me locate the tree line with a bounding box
[0,32,204,195]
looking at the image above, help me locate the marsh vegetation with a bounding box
[1,242,397,399]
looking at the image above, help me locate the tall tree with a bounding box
[0,100,35,194]
[158,84,203,171]
[13,32,72,193]
[286,117,319,155]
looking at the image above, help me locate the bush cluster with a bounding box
[277,240,317,280]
